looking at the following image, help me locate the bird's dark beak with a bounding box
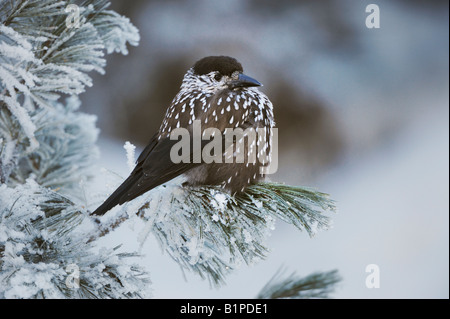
[228,73,262,90]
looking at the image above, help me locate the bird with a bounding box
[91,56,275,216]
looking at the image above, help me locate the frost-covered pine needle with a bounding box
[123,141,136,172]
[0,0,139,189]
[0,0,145,299]
[133,181,336,287]
[257,267,342,299]
[0,180,151,299]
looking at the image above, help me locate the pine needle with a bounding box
[257,267,342,299]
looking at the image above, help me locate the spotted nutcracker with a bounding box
[91,56,275,216]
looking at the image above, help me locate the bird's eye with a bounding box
[214,73,222,81]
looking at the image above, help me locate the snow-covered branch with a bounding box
[0,0,144,299]
[109,180,336,287]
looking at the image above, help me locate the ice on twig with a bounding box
[124,141,136,172]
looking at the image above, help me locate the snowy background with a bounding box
[81,0,449,298]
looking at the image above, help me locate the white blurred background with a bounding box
[83,0,449,298]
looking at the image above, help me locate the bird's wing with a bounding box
[91,133,200,215]
[136,132,159,163]
[125,134,201,200]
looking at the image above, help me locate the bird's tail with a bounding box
[90,173,140,216]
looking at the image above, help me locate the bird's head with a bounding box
[181,56,262,94]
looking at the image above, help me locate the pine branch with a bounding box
[257,268,342,299]
[0,0,139,184]
[0,180,150,299]
[118,180,337,287]
[1,0,145,299]
[7,96,100,198]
